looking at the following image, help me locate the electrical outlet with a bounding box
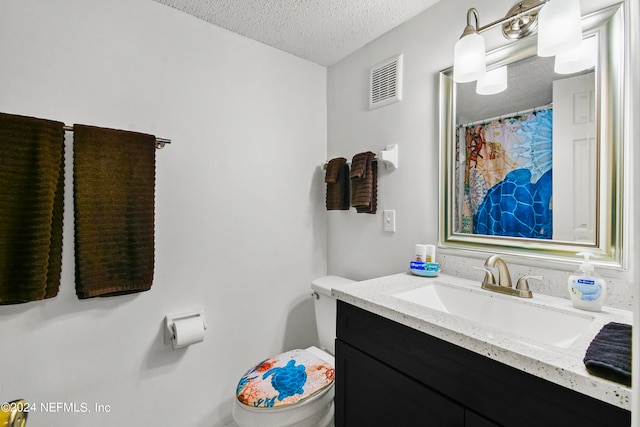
[383,210,396,232]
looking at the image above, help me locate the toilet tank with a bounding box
[311,276,354,355]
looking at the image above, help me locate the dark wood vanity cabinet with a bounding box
[335,301,631,427]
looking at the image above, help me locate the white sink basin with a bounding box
[392,281,595,348]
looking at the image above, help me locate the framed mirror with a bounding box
[439,3,625,268]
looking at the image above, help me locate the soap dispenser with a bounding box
[567,252,606,312]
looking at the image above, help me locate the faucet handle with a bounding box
[515,275,542,297]
[474,266,496,284]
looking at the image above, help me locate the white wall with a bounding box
[0,1,327,426]
[327,0,636,309]
[0,0,636,425]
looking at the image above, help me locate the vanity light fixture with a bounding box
[537,0,582,57]
[476,65,508,95]
[453,8,486,83]
[554,35,597,74]
[453,0,582,84]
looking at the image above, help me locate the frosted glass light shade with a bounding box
[554,36,597,74]
[476,66,508,95]
[454,32,486,83]
[537,0,582,57]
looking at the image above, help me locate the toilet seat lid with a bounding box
[236,348,335,409]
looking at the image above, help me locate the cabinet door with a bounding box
[335,340,465,427]
[466,410,502,427]
[337,301,631,427]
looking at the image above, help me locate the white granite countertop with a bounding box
[332,272,632,410]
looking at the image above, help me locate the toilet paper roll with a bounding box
[172,315,205,349]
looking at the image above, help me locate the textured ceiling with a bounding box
[152,0,441,66]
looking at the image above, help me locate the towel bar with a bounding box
[323,144,398,171]
[62,125,171,149]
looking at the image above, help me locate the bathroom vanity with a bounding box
[332,273,631,427]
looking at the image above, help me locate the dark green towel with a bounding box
[73,125,155,298]
[0,112,65,304]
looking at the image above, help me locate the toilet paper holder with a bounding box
[164,311,207,346]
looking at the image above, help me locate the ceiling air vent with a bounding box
[369,54,403,110]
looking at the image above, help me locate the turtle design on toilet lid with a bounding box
[236,348,335,408]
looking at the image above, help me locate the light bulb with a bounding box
[476,66,508,95]
[538,0,582,57]
[454,32,486,83]
[554,36,597,74]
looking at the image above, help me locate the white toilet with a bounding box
[231,276,353,427]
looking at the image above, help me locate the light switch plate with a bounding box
[383,210,396,232]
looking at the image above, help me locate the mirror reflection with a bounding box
[439,4,625,267]
[455,47,596,243]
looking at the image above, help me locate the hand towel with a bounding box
[325,157,350,210]
[73,125,155,298]
[583,322,632,386]
[350,151,377,214]
[0,113,65,304]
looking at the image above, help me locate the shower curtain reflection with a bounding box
[456,107,553,239]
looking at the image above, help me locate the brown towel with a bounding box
[325,157,350,210]
[0,113,65,304]
[73,125,155,298]
[350,151,377,214]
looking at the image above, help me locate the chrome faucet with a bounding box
[474,255,541,298]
